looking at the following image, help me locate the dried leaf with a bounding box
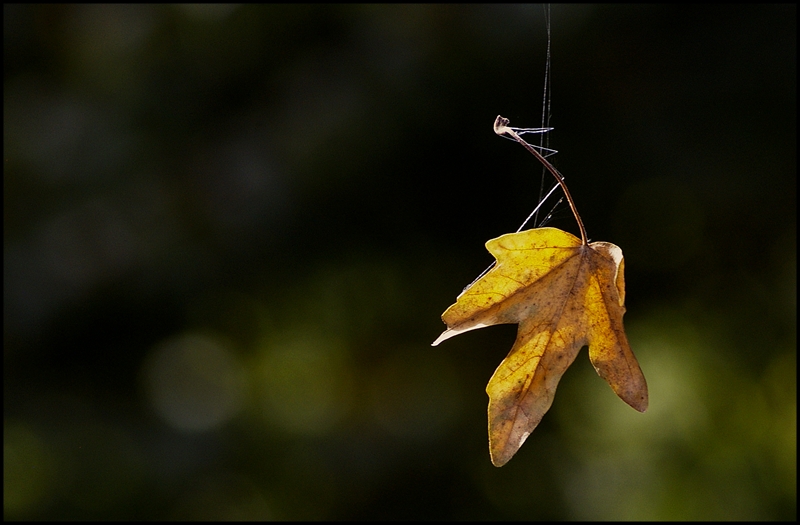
[433,227,647,466]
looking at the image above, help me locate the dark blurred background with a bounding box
[4,4,795,520]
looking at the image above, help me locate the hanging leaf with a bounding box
[433,117,648,467]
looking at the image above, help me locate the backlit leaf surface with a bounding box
[433,227,648,466]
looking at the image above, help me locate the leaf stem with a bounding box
[494,115,588,245]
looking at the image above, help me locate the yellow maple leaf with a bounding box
[433,116,648,467]
[433,227,647,466]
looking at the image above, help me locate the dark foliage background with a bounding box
[4,5,795,520]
